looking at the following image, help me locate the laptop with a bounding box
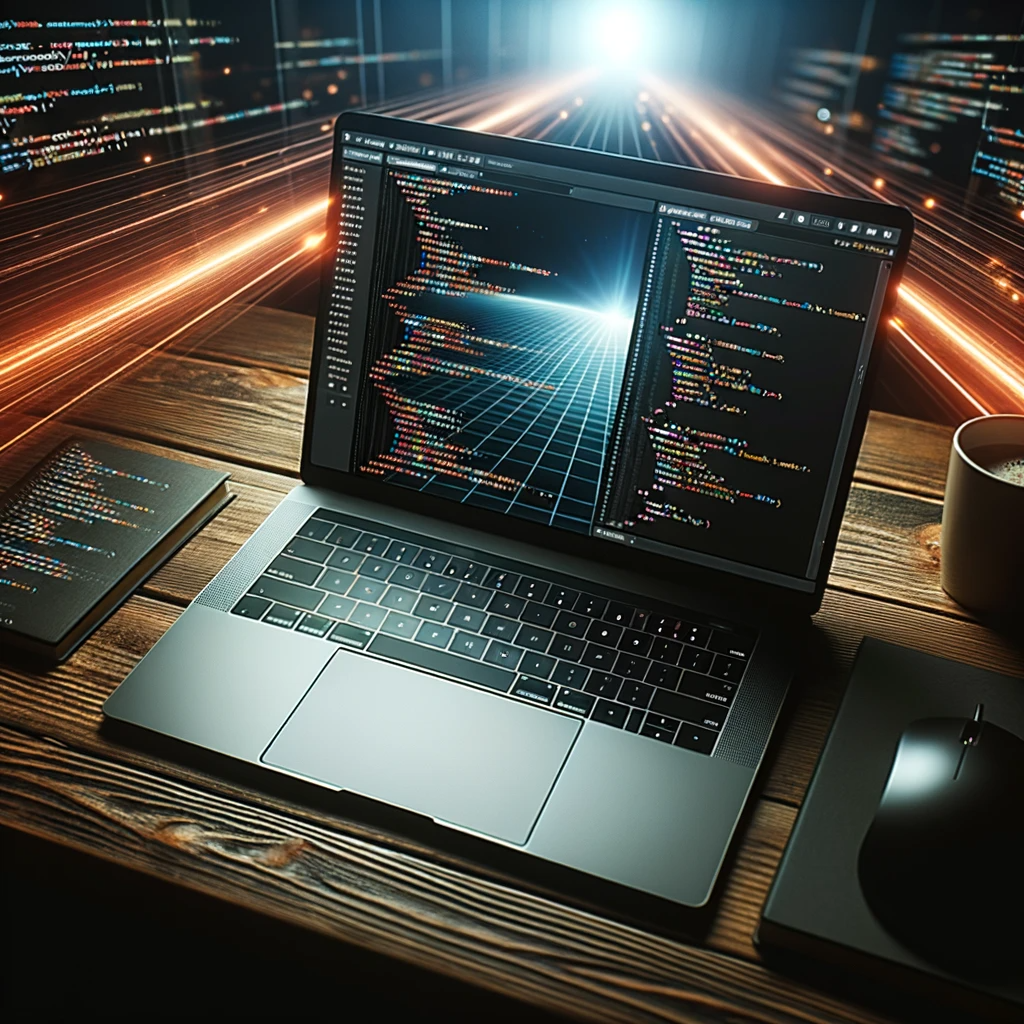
[103,111,914,909]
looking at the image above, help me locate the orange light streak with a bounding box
[0,198,328,379]
[466,70,595,132]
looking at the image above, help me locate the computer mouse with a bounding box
[857,704,1024,977]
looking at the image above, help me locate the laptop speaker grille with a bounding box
[712,651,789,770]
[194,499,315,612]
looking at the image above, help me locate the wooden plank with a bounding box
[0,724,899,1024]
[181,303,314,376]
[855,412,953,499]
[828,484,956,617]
[56,352,307,476]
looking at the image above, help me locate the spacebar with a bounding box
[368,635,515,693]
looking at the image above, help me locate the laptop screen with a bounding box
[309,121,899,594]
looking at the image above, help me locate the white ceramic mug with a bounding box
[940,414,1024,616]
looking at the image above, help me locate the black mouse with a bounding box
[857,704,1024,977]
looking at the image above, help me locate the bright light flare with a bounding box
[592,8,643,66]
[873,177,885,189]
[303,232,326,250]
[924,197,936,209]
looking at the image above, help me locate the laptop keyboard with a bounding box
[229,509,757,757]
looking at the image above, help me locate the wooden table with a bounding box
[2,306,1021,1022]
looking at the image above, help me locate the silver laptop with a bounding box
[104,112,913,908]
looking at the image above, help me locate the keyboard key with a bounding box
[484,569,520,591]
[514,577,549,601]
[369,634,514,693]
[630,609,652,631]
[545,586,579,609]
[354,533,389,556]
[326,549,364,572]
[488,593,525,617]
[618,629,652,656]
[583,673,621,699]
[680,623,712,647]
[297,518,334,542]
[646,663,681,689]
[482,641,524,671]
[553,687,595,717]
[551,662,588,688]
[515,625,553,652]
[358,558,393,581]
[450,632,487,659]
[326,524,361,547]
[650,689,725,730]
[625,708,644,733]
[520,653,556,678]
[415,596,455,622]
[592,699,628,728]
[412,549,446,572]
[574,594,607,618]
[512,676,557,706]
[263,603,303,628]
[482,615,519,641]
[641,718,679,743]
[553,610,590,637]
[678,672,736,706]
[381,586,418,612]
[349,602,387,630]
[384,541,420,564]
[390,567,426,589]
[231,594,271,619]
[619,681,654,708]
[416,622,454,649]
[649,638,682,665]
[349,578,386,603]
[318,569,357,596]
[327,623,374,649]
[550,635,585,662]
[520,601,557,627]
[613,652,650,680]
[679,646,714,674]
[708,626,757,659]
[454,583,490,608]
[710,654,744,682]
[380,611,421,638]
[319,595,356,620]
[249,575,324,611]
[675,724,718,755]
[444,558,488,584]
[603,603,632,626]
[297,614,334,638]
[283,536,332,563]
[586,621,622,646]
[421,575,459,598]
[448,605,485,630]
[580,643,617,671]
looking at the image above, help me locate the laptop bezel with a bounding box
[299,110,915,619]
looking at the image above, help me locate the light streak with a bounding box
[0,199,329,380]
[466,70,595,132]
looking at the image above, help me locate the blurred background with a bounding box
[1,0,1021,456]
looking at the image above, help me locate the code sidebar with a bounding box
[311,149,383,471]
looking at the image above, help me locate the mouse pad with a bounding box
[758,637,1023,1011]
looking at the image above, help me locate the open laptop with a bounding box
[104,111,914,909]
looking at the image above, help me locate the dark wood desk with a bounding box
[2,306,1021,1022]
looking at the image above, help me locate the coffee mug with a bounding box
[940,414,1024,616]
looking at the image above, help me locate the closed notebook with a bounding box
[0,438,230,662]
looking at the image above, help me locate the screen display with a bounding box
[311,126,897,592]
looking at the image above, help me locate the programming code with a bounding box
[599,212,881,577]
[352,167,649,533]
[0,441,167,595]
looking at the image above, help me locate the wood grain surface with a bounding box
[1,305,1019,1024]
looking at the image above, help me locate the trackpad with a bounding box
[262,649,580,845]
